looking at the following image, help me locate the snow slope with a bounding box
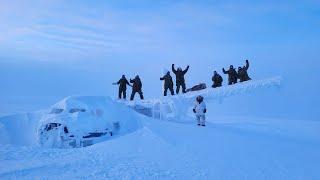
[1,78,320,179]
[1,116,320,179]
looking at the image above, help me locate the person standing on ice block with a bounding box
[222,65,238,85]
[130,75,144,101]
[160,71,175,96]
[193,95,207,126]
[112,75,131,100]
[172,64,189,94]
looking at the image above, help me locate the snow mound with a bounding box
[0,96,143,148]
[0,111,44,146]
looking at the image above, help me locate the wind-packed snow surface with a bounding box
[1,77,320,179]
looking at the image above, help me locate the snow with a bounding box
[48,96,141,136]
[1,116,320,179]
[1,78,320,179]
[123,77,281,123]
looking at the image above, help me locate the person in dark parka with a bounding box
[212,71,223,88]
[172,64,189,94]
[160,71,174,96]
[113,75,131,99]
[130,75,144,101]
[223,65,238,85]
[238,60,251,82]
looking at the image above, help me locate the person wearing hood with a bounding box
[212,71,223,88]
[112,75,131,99]
[172,64,189,94]
[160,71,174,96]
[193,95,207,126]
[130,75,144,101]
[238,60,251,82]
[222,65,238,85]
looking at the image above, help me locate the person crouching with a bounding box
[193,95,207,126]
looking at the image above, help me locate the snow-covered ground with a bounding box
[1,79,320,179]
[1,116,320,179]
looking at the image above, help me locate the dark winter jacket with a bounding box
[212,73,223,87]
[160,73,174,87]
[117,77,130,90]
[223,67,238,83]
[172,64,189,84]
[238,61,251,82]
[130,77,142,92]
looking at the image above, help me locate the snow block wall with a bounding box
[126,77,281,123]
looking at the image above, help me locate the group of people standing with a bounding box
[160,64,190,96]
[112,75,144,101]
[113,60,251,100]
[212,59,251,88]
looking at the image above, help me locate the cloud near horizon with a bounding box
[1,0,292,62]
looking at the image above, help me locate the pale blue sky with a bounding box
[0,0,319,119]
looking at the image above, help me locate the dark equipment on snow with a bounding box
[160,71,174,96]
[186,83,207,93]
[83,131,112,139]
[130,75,144,101]
[172,64,189,94]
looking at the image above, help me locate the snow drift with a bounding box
[0,77,281,148]
[0,96,142,148]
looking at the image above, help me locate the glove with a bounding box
[193,109,196,113]
[203,109,207,113]
[246,59,249,63]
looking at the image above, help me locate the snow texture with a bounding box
[1,77,320,179]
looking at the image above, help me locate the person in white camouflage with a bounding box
[193,95,207,127]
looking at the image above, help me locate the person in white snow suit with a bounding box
[193,95,207,126]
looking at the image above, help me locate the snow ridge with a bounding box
[124,77,282,122]
[177,76,282,102]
